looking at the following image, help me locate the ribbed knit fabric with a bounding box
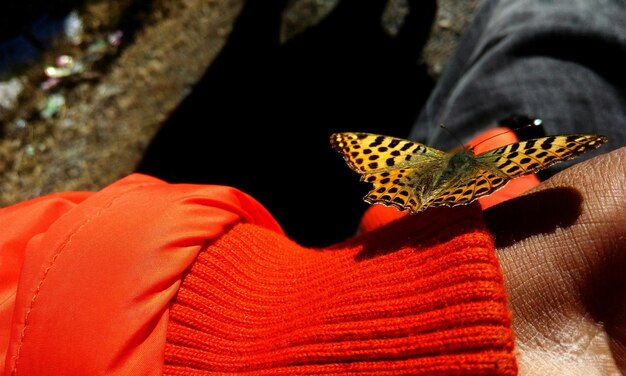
[163,205,516,375]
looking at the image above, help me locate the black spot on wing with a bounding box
[506,165,521,174]
[526,163,539,170]
[499,159,512,169]
[400,142,414,151]
[369,136,385,147]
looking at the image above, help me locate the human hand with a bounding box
[486,147,626,375]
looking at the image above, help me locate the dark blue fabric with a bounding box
[410,0,626,172]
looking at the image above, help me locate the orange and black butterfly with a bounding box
[331,132,607,213]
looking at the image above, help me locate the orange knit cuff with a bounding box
[163,204,516,375]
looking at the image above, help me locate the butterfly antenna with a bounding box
[472,118,544,149]
[438,124,466,150]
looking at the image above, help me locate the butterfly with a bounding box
[330,132,607,213]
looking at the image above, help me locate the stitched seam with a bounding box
[11,182,157,375]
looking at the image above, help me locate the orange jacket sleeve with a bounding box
[1,174,281,375]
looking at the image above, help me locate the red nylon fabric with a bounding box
[0,174,281,375]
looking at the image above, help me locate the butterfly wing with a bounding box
[476,134,608,178]
[331,133,447,213]
[362,165,459,213]
[330,133,446,173]
[421,162,509,209]
[422,134,608,209]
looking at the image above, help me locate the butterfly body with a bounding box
[439,149,485,183]
[331,132,607,213]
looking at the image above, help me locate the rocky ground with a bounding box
[0,0,479,246]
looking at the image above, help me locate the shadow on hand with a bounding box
[136,0,436,247]
[484,187,583,248]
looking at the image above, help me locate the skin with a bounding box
[484,147,626,375]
